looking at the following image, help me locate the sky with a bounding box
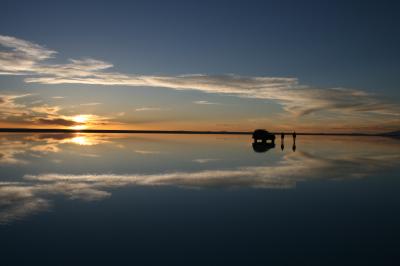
[0,0,399,132]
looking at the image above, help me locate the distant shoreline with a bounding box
[0,128,396,137]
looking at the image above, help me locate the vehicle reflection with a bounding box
[252,133,297,153]
[252,142,276,152]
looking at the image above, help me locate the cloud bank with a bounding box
[1,35,399,118]
[0,93,112,128]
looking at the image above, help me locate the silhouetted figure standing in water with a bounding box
[280,132,285,151]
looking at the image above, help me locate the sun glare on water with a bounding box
[70,136,90,145]
[66,135,108,146]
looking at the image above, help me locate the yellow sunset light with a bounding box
[70,115,91,130]
[73,115,89,123]
[68,135,106,146]
[71,125,87,130]
[70,136,90,145]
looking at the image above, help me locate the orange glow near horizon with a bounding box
[0,119,396,134]
[70,115,91,130]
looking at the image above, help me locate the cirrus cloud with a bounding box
[0,34,399,120]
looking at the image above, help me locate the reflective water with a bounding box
[1,133,400,265]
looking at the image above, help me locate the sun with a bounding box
[73,115,89,123]
[70,115,91,130]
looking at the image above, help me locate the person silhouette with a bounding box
[281,143,284,151]
[292,131,296,142]
[281,132,285,140]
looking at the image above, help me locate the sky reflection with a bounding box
[0,133,399,224]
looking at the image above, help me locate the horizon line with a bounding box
[0,128,396,136]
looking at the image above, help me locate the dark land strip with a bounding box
[0,128,398,137]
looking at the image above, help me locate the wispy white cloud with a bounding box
[193,100,220,105]
[31,104,61,115]
[0,94,33,118]
[0,35,56,74]
[80,102,102,106]
[79,153,100,158]
[1,35,399,119]
[135,107,165,112]
[134,150,162,154]
[193,158,220,163]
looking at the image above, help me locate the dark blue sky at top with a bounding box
[1,0,400,97]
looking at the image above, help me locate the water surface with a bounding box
[1,133,399,265]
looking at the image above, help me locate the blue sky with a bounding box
[0,0,399,132]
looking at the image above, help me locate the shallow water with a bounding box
[1,133,400,265]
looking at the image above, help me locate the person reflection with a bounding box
[292,131,297,152]
[281,132,285,151]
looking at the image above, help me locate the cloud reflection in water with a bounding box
[0,133,115,165]
[1,136,399,224]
